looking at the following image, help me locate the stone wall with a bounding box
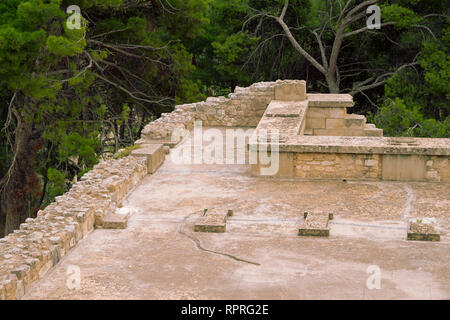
[2,79,448,299]
[294,153,382,180]
[426,156,450,182]
[293,153,450,182]
[0,156,148,300]
[304,94,383,137]
[247,80,449,182]
[139,81,293,143]
[139,80,382,144]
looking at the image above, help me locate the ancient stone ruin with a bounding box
[0,80,449,300]
[138,79,449,182]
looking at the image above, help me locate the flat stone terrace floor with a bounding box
[24,128,450,300]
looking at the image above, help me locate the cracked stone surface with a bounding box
[22,128,450,300]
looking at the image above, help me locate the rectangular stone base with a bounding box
[407,232,440,242]
[194,215,226,233]
[102,214,128,229]
[131,144,165,174]
[299,212,331,237]
[194,209,233,233]
[407,221,440,241]
[298,228,330,237]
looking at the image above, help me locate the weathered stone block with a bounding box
[313,128,365,136]
[296,153,314,161]
[274,80,307,101]
[298,212,331,237]
[326,118,346,129]
[364,128,383,137]
[265,100,308,118]
[364,159,378,167]
[307,94,354,108]
[102,213,128,229]
[131,144,165,174]
[194,209,233,233]
[251,152,294,178]
[382,154,426,181]
[407,220,440,242]
[345,114,366,129]
[306,118,326,129]
[307,107,347,119]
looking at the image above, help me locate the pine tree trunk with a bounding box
[0,115,42,237]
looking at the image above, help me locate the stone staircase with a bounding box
[304,94,383,137]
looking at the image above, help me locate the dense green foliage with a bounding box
[0,0,448,235]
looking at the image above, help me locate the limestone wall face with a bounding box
[305,94,383,137]
[294,153,382,180]
[292,153,449,182]
[0,156,147,300]
[139,81,291,142]
[425,156,450,182]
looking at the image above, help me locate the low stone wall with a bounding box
[305,94,383,137]
[248,80,449,182]
[0,156,148,300]
[293,152,449,182]
[294,153,382,180]
[139,81,299,143]
[251,136,450,182]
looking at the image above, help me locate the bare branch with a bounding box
[349,62,418,95]
[346,0,379,19]
[93,72,173,106]
[344,22,396,38]
[275,17,326,75]
[312,30,328,69]
[280,0,289,21]
[337,0,354,26]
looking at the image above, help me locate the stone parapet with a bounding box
[139,80,307,144]
[276,136,450,156]
[0,156,148,300]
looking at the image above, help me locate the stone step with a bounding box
[364,127,383,137]
[307,94,354,108]
[194,209,233,233]
[345,114,366,129]
[265,100,308,118]
[102,213,128,229]
[313,128,365,136]
[131,144,165,174]
[298,212,332,237]
[407,219,440,241]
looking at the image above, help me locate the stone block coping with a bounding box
[250,136,450,156]
[131,144,165,174]
[307,94,354,108]
[265,100,308,118]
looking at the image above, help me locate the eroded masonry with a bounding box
[1,80,449,300]
[139,79,449,182]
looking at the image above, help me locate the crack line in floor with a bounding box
[178,210,261,266]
